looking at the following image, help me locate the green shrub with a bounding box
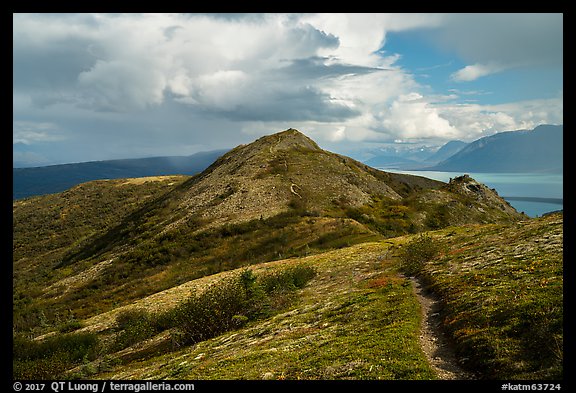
[398,233,441,276]
[13,332,100,379]
[238,269,268,319]
[258,264,316,293]
[424,205,451,229]
[171,274,250,346]
[113,309,159,351]
[168,265,316,348]
[58,319,84,333]
[288,264,317,288]
[101,266,318,352]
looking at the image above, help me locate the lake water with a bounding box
[380,169,563,218]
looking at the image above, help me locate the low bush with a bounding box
[113,309,159,351]
[259,264,317,293]
[171,273,253,346]
[13,332,100,379]
[170,266,316,347]
[398,233,441,276]
[106,265,317,352]
[58,319,84,333]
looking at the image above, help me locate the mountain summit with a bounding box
[57,128,525,267]
[15,128,526,327]
[172,128,409,229]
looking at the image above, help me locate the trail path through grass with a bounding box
[410,276,473,380]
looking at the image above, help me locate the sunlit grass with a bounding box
[416,214,563,379]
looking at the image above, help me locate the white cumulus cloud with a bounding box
[451,62,507,82]
[381,93,459,139]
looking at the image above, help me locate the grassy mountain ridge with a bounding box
[58,129,524,265]
[13,176,191,331]
[13,128,550,380]
[14,215,562,380]
[13,129,525,328]
[14,130,525,326]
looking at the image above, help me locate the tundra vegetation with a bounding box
[12,130,561,380]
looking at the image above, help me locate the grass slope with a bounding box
[413,213,563,379]
[14,213,562,380]
[13,176,190,332]
[43,243,435,380]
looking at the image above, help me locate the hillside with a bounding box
[13,215,562,380]
[13,128,542,380]
[427,124,563,173]
[13,149,227,200]
[417,212,563,379]
[13,176,191,329]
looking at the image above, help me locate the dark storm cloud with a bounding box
[199,85,361,122]
[13,38,96,91]
[439,13,563,67]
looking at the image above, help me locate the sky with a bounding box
[13,13,563,167]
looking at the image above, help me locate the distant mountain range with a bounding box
[362,146,434,170]
[424,140,468,164]
[364,124,563,173]
[363,154,422,169]
[428,124,562,173]
[363,140,467,170]
[13,150,227,200]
